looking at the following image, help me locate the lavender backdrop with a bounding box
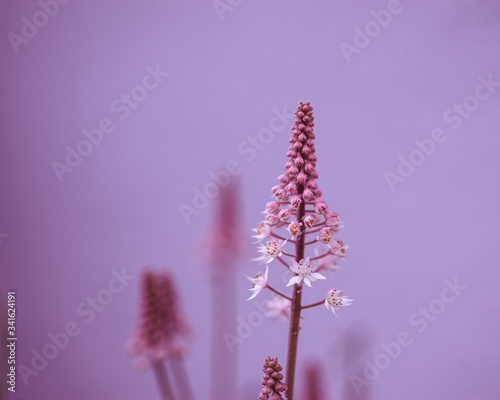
[1,0,500,399]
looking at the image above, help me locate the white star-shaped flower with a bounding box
[251,222,271,243]
[325,288,353,317]
[245,266,269,300]
[286,258,326,287]
[254,239,287,264]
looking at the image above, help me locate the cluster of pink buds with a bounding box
[251,101,354,400]
[249,101,353,316]
[128,268,190,366]
[259,356,287,400]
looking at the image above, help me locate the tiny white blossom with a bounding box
[254,239,287,264]
[325,288,353,317]
[265,296,291,320]
[287,258,326,287]
[287,220,302,239]
[245,266,269,300]
[252,222,271,242]
[329,239,348,257]
[317,227,332,244]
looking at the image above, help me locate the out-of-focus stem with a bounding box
[210,267,237,400]
[152,360,175,400]
[171,355,195,400]
[285,184,306,400]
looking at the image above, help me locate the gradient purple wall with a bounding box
[1,1,500,399]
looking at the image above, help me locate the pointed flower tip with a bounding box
[259,356,287,400]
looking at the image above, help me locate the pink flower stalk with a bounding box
[203,180,242,400]
[300,361,326,400]
[259,356,287,400]
[129,268,190,363]
[249,101,353,400]
[129,268,191,400]
[205,180,242,274]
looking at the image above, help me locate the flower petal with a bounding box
[289,264,299,274]
[287,275,303,287]
[247,289,261,301]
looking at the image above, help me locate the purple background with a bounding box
[2,0,500,399]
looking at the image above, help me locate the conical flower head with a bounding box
[202,179,242,277]
[259,356,287,400]
[274,101,321,202]
[128,268,190,364]
[262,101,340,243]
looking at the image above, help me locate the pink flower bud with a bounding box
[277,174,289,184]
[303,188,314,200]
[297,171,307,183]
[265,213,280,226]
[285,182,297,194]
[271,185,283,194]
[315,200,328,214]
[279,208,291,222]
[265,201,280,213]
[292,141,302,150]
[275,189,286,200]
[303,214,317,228]
[290,196,302,209]
[304,162,314,173]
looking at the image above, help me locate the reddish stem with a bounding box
[301,299,325,310]
[285,184,305,400]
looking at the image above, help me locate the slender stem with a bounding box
[171,355,195,400]
[276,256,290,268]
[304,239,318,245]
[304,228,322,235]
[266,284,293,301]
[310,251,331,261]
[152,360,175,400]
[272,232,295,243]
[301,299,325,310]
[282,251,296,258]
[210,269,237,400]
[285,184,306,400]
